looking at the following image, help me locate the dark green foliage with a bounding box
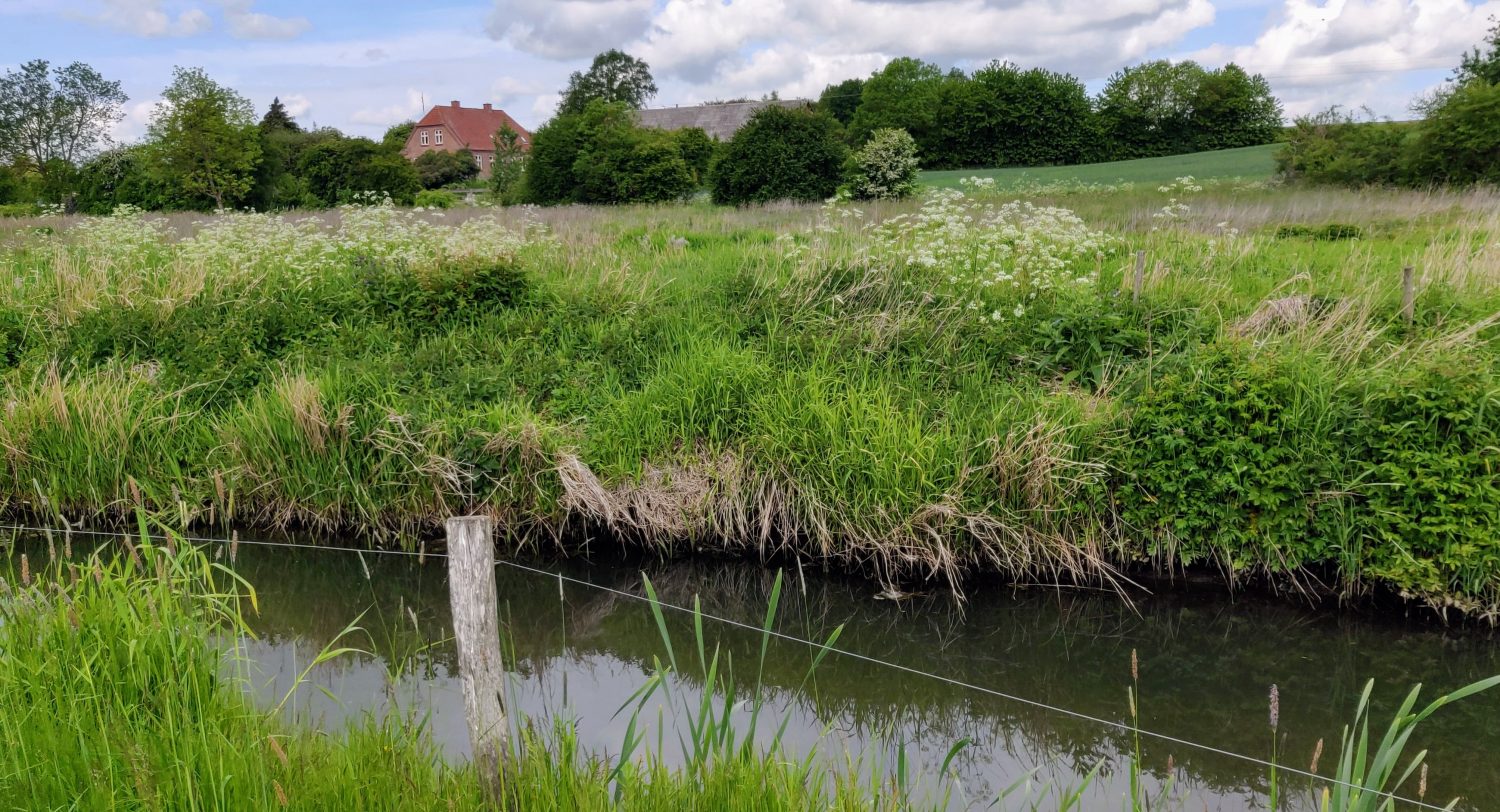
[0,59,127,173]
[525,102,693,205]
[557,49,657,115]
[1407,80,1500,186]
[816,77,864,126]
[846,58,944,156]
[488,125,527,203]
[1119,345,1344,573]
[1348,359,1500,601]
[710,105,847,205]
[146,67,262,210]
[0,164,25,204]
[1455,17,1500,85]
[1096,61,1206,160]
[381,121,416,152]
[258,97,301,133]
[970,62,1096,167]
[1189,64,1282,151]
[1275,110,1417,186]
[1274,223,1364,240]
[672,127,715,185]
[298,137,421,206]
[75,146,174,213]
[413,148,479,189]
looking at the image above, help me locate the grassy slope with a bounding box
[920,144,1280,189]
[0,185,1497,611]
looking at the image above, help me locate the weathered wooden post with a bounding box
[1132,250,1146,305]
[1402,265,1416,326]
[445,515,507,803]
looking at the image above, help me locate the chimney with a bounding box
[450,100,460,107]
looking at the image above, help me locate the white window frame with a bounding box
[435,129,443,145]
[419,130,428,146]
[475,153,483,168]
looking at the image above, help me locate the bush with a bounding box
[710,105,847,205]
[844,127,920,200]
[525,101,694,205]
[0,202,38,217]
[1275,109,1416,186]
[672,127,716,186]
[413,148,480,190]
[414,189,459,208]
[1407,80,1500,186]
[298,137,422,207]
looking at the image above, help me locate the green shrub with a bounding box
[1274,223,1364,240]
[1275,109,1416,186]
[413,148,480,190]
[526,101,694,205]
[844,127,920,200]
[1117,345,1345,572]
[414,189,459,209]
[1407,80,1500,186]
[0,202,37,217]
[672,127,716,186]
[1348,358,1500,603]
[710,105,847,205]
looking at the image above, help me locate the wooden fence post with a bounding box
[1401,265,1415,326]
[1133,250,1146,305]
[446,515,507,803]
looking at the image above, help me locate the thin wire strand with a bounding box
[0,522,1452,810]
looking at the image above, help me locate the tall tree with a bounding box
[146,67,261,210]
[1455,17,1500,86]
[557,50,657,115]
[0,59,127,177]
[258,96,302,133]
[816,77,865,126]
[847,58,945,157]
[1189,64,1282,151]
[381,121,415,152]
[1096,60,1207,159]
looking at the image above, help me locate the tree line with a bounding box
[1277,19,1500,187]
[821,56,1283,169]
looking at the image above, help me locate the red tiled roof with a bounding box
[413,102,531,151]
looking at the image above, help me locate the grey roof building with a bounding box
[635,99,812,141]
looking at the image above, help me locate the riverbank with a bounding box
[0,183,1496,614]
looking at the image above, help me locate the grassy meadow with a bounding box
[0,179,1497,613]
[920,144,1279,190]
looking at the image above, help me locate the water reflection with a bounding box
[224,543,1500,811]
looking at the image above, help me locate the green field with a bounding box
[920,143,1280,189]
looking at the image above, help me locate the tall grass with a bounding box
[0,185,1497,612]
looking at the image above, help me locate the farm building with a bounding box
[635,99,811,141]
[402,101,531,178]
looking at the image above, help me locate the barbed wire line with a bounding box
[0,521,1454,810]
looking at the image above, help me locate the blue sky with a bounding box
[2,0,1494,142]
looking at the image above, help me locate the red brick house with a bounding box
[401,101,531,179]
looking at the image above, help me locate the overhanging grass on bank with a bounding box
[0,186,1497,612]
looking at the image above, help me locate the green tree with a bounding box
[971,62,1096,166]
[1455,17,1500,85]
[672,127,716,185]
[1408,81,1500,185]
[297,137,421,207]
[558,50,658,115]
[258,97,302,134]
[523,110,588,204]
[847,58,945,156]
[845,127,920,199]
[710,105,847,205]
[929,74,998,169]
[816,77,865,126]
[381,121,415,152]
[1097,60,1207,159]
[0,59,127,180]
[146,67,261,210]
[489,125,527,203]
[413,148,479,189]
[76,145,173,213]
[1189,64,1282,151]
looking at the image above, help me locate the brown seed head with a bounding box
[20,554,29,586]
[1310,738,1324,774]
[1419,763,1428,800]
[274,780,289,808]
[1131,648,1139,683]
[1269,684,1280,731]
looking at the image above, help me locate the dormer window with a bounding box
[434,130,443,145]
[419,130,428,146]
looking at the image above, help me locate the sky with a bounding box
[1,0,1497,144]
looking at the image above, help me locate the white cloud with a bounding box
[487,0,654,59]
[280,92,312,119]
[1190,0,1500,115]
[218,0,310,40]
[530,93,561,119]
[350,87,429,126]
[75,0,212,37]
[110,98,159,143]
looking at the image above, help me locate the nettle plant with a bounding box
[874,187,1111,320]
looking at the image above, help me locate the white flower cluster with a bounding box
[67,194,546,280]
[874,188,1110,320]
[1151,176,1204,230]
[959,176,1139,198]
